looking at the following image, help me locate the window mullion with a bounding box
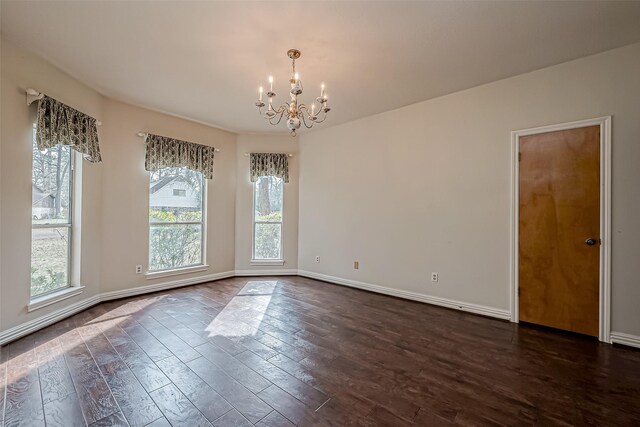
[149,221,203,226]
[32,223,72,229]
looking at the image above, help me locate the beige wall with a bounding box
[3,36,639,342]
[0,38,298,337]
[298,42,640,337]
[235,134,299,272]
[99,99,237,293]
[1,38,104,331]
[0,39,239,334]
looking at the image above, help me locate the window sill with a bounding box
[250,260,285,266]
[145,264,209,280]
[28,286,85,312]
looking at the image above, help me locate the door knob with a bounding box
[585,238,598,246]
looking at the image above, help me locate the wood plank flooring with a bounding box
[1,276,639,426]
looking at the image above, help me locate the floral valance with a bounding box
[36,95,102,163]
[250,153,289,183]
[144,133,216,179]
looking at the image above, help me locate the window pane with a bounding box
[149,223,202,271]
[31,227,69,296]
[254,176,283,222]
[254,223,282,259]
[32,141,72,225]
[150,167,203,222]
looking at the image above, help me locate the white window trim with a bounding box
[252,176,284,262]
[28,285,85,312]
[250,259,285,266]
[145,264,209,280]
[148,170,207,274]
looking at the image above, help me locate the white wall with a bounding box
[234,134,299,273]
[298,42,640,337]
[3,35,639,343]
[0,39,238,334]
[1,38,104,331]
[0,38,298,339]
[99,99,237,293]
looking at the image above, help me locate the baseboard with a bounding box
[100,270,236,301]
[0,295,101,345]
[297,270,512,321]
[610,332,640,349]
[234,269,298,276]
[0,270,235,346]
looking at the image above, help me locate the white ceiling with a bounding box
[3,1,640,134]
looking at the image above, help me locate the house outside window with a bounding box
[149,167,205,272]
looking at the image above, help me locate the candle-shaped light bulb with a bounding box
[294,73,299,82]
[259,86,263,102]
[268,75,273,92]
[321,83,325,98]
[311,104,315,116]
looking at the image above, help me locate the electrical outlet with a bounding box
[431,272,438,282]
[354,261,359,270]
[315,256,320,263]
[135,265,143,274]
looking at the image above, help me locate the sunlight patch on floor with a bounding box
[205,281,277,338]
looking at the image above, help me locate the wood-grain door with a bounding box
[518,125,600,337]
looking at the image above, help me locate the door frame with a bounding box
[510,116,612,342]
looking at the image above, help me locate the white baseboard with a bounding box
[5,268,635,351]
[0,270,235,345]
[234,269,298,276]
[100,271,236,301]
[0,295,101,346]
[297,270,511,320]
[610,332,640,349]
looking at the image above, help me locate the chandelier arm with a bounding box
[311,110,329,124]
[258,105,270,120]
[269,108,286,126]
[298,104,317,123]
[258,105,272,120]
[299,111,314,129]
[259,104,286,120]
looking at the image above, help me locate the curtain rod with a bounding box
[137,132,221,152]
[244,152,294,157]
[26,88,102,126]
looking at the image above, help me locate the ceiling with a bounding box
[3,1,640,134]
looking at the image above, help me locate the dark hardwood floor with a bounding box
[1,276,639,426]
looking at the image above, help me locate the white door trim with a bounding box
[510,116,612,343]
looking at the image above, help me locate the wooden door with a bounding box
[519,125,600,336]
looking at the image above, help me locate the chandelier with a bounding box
[255,49,330,136]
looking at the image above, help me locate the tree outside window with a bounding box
[253,176,283,260]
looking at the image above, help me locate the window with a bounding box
[31,136,73,297]
[149,167,205,272]
[253,176,283,260]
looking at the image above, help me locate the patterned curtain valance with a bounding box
[36,95,102,163]
[250,153,290,183]
[144,133,216,179]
